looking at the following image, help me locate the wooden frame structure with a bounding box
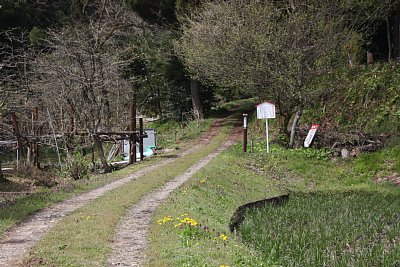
[1,100,147,169]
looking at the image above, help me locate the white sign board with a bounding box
[256,101,276,153]
[304,124,319,148]
[257,102,276,119]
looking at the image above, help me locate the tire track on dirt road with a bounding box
[0,120,226,267]
[107,131,240,267]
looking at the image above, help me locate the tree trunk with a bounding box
[0,159,5,182]
[90,144,96,172]
[387,15,392,61]
[276,96,291,145]
[347,53,354,67]
[93,134,109,172]
[26,146,32,165]
[289,110,302,148]
[396,11,400,60]
[289,0,299,11]
[367,41,374,65]
[282,114,291,143]
[190,80,202,119]
[156,88,163,118]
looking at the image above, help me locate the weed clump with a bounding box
[66,152,89,180]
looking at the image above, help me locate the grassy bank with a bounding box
[240,144,400,266]
[241,191,400,266]
[24,122,228,266]
[148,142,400,266]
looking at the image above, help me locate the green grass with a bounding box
[148,118,213,149]
[240,191,400,266]
[24,124,228,266]
[148,142,400,266]
[247,143,400,193]
[148,143,279,266]
[240,143,400,266]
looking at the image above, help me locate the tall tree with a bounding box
[0,30,34,178]
[33,0,143,171]
[177,0,356,146]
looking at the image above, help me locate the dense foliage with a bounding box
[304,63,400,135]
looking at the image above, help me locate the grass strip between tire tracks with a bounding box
[24,125,229,266]
[147,143,279,267]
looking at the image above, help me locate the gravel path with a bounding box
[107,134,239,267]
[0,132,219,267]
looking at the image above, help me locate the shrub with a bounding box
[67,152,89,180]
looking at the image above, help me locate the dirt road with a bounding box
[0,118,239,267]
[107,130,239,266]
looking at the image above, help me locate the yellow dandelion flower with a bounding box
[157,216,173,225]
[219,234,228,241]
[174,223,183,228]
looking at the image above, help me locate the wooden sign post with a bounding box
[243,113,248,152]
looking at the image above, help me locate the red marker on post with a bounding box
[304,124,319,148]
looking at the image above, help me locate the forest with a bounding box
[1,0,400,178]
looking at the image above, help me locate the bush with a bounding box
[67,152,89,180]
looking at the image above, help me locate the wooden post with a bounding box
[32,107,40,169]
[243,114,248,152]
[129,99,137,164]
[139,117,144,161]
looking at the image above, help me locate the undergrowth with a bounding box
[303,63,400,135]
